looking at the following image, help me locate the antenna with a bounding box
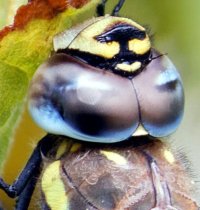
[97,0,125,17]
[112,0,125,16]
[96,0,108,16]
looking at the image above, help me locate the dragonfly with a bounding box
[0,0,199,209]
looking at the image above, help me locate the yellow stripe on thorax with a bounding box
[100,150,127,165]
[164,149,175,164]
[41,161,68,210]
[70,142,82,153]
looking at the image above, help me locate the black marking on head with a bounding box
[57,48,152,78]
[95,24,146,43]
[95,24,146,58]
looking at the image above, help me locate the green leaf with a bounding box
[0,0,100,170]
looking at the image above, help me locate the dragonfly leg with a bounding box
[0,134,54,209]
[142,151,178,210]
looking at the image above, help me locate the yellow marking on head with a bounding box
[70,38,119,58]
[100,150,127,165]
[53,16,106,51]
[164,149,175,164]
[116,61,141,72]
[70,143,82,153]
[67,16,146,59]
[128,36,151,55]
[133,124,148,136]
[41,161,68,210]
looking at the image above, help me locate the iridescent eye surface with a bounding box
[28,49,184,143]
[28,15,184,143]
[28,54,139,143]
[132,50,184,137]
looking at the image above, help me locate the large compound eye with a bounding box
[131,50,184,137]
[28,54,140,143]
[28,51,184,142]
[28,15,184,143]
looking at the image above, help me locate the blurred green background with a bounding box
[122,0,200,202]
[0,0,199,208]
[121,0,200,179]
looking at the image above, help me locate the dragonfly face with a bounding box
[28,15,184,143]
[0,0,198,210]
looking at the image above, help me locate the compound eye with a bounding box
[28,54,139,143]
[132,50,184,137]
